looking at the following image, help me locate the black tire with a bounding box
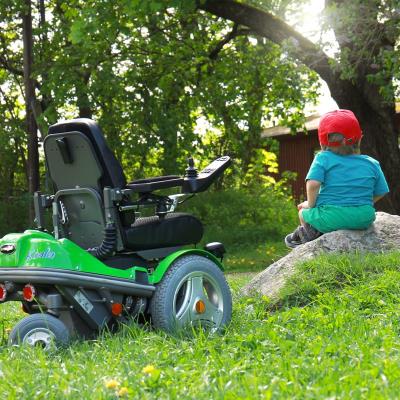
[150,255,232,333]
[8,313,70,349]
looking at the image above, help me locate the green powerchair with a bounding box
[0,118,232,348]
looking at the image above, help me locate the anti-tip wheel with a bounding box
[150,255,232,334]
[8,313,70,349]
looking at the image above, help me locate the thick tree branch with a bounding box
[195,23,249,85]
[0,32,24,77]
[198,0,337,85]
[208,23,250,60]
[0,55,24,77]
[0,87,19,121]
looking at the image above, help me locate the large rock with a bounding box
[242,212,400,298]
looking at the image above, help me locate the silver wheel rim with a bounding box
[22,328,56,350]
[172,271,224,332]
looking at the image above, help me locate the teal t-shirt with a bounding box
[306,151,389,207]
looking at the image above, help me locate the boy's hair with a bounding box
[321,133,361,155]
[318,110,362,153]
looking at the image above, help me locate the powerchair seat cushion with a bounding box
[124,212,203,251]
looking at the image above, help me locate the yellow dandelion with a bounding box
[142,365,156,375]
[105,379,120,389]
[117,387,129,397]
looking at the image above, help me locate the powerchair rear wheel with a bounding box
[8,313,70,349]
[150,255,232,333]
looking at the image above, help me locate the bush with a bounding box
[0,194,30,237]
[0,187,297,273]
[181,186,298,250]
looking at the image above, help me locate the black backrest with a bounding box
[44,119,126,249]
[44,131,104,191]
[47,118,126,190]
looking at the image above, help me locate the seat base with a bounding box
[123,213,203,251]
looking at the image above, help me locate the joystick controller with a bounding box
[185,157,198,178]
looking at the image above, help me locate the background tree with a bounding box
[196,0,400,213]
[22,0,39,222]
[0,0,340,234]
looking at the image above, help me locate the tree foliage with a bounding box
[0,0,318,200]
[2,0,399,234]
[194,0,400,213]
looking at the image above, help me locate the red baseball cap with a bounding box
[318,109,362,147]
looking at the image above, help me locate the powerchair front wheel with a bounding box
[150,255,232,333]
[8,313,70,349]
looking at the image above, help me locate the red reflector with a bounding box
[23,284,36,302]
[111,303,123,316]
[0,284,7,301]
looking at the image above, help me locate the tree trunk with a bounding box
[329,80,400,213]
[22,0,39,224]
[77,72,93,118]
[199,0,400,214]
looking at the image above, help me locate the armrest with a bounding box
[126,175,184,193]
[182,156,231,193]
[125,156,231,194]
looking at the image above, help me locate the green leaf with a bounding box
[69,20,85,44]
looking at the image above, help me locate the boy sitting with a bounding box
[285,109,389,248]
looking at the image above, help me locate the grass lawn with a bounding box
[223,241,289,272]
[0,251,400,399]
